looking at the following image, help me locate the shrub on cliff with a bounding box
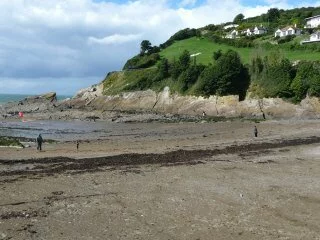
[290,61,320,101]
[123,53,160,70]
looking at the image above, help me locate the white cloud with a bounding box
[88,34,142,45]
[0,0,319,94]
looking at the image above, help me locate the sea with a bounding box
[0,93,72,105]
[0,94,163,141]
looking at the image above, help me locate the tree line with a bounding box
[123,42,320,103]
[124,47,250,101]
[250,52,320,102]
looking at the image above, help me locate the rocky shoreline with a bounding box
[2,85,320,122]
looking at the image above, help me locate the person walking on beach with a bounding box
[36,134,43,151]
[254,126,258,137]
[76,140,79,150]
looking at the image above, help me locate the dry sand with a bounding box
[0,120,320,239]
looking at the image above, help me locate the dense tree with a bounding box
[193,65,219,97]
[290,61,313,101]
[213,49,223,61]
[250,53,295,98]
[178,65,205,92]
[179,50,191,71]
[160,28,198,49]
[233,13,245,23]
[267,8,280,22]
[123,53,160,70]
[169,59,182,80]
[140,40,152,55]
[215,50,250,100]
[291,61,320,98]
[193,50,250,99]
[157,58,169,80]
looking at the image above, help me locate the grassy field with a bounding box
[160,37,320,64]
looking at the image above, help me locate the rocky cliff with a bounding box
[2,85,320,121]
[76,84,320,119]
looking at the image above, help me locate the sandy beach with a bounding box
[1,119,320,239]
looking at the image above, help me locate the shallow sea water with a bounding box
[0,120,116,141]
[0,120,187,142]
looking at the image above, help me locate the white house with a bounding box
[305,15,320,28]
[254,26,267,35]
[310,31,320,41]
[223,24,239,30]
[243,26,266,36]
[274,26,301,37]
[244,28,254,36]
[226,29,239,39]
[301,31,320,44]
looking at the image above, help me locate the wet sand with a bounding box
[0,120,320,239]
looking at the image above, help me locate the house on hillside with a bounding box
[305,15,320,28]
[226,29,239,39]
[243,28,254,36]
[274,26,301,38]
[254,26,267,35]
[301,31,320,44]
[310,31,320,41]
[223,24,239,30]
[242,26,267,36]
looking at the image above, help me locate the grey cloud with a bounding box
[1,0,317,94]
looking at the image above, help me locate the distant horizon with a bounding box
[0,93,73,105]
[0,93,74,96]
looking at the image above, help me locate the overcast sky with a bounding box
[0,0,319,95]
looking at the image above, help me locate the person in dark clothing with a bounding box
[76,140,79,150]
[254,126,258,137]
[37,134,43,151]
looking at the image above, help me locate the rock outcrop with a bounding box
[83,87,320,119]
[2,87,320,120]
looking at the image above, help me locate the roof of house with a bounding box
[279,26,300,31]
[223,24,239,29]
[305,15,320,20]
[255,26,266,30]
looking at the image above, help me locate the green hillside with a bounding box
[103,6,320,103]
[160,37,320,65]
[160,37,252,64]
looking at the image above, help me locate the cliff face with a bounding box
[78,85,320,119]
[2,86,320,120]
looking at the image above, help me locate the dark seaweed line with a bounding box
[1,135,320,166]
[0,136,319,178]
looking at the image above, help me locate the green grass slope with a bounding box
[160,37,320,64]
[103,68,158,95]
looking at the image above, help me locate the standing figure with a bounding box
[76,140,79,150]
[202,111,206,117]
[254,126,258,137]
[37,134,43,151]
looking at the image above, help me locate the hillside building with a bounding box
[253,26,267,35]
[242,26,267,36]
[274,26,301,38]
[305,15,320,28]
[301,31,320,44]
[243,28,254,36]
[223,24,239,30]
[225,29,239,39]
